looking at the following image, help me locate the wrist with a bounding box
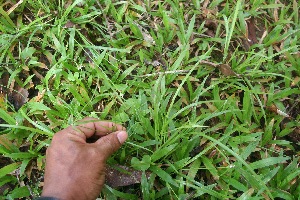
[41,186,83,200]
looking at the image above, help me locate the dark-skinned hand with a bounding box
[41,117,128,200]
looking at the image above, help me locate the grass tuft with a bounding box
[0,0,299,199]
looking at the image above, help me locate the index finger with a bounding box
[62,117,125,140]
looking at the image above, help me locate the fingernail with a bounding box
[117,131,128,144]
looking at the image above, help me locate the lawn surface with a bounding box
[0,0,299,199]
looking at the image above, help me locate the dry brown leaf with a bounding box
[136,24,155,46]
[267,104,290,118]
[0,73,9,91]
[202,0,210,9]
[25,161,34,179]
[8,87,29,110]
[205,102,218,112]
[64,20,76,28]
[267,104,278,113]
[291,76,300,87]
[0,94,5,110]
[34,89,46,102]
[32,69,44,80]
[130,10,142,19]
[105,165,150,188]
[261,86,268,106]
[7,0,23,15]
[246,17,258,45]
[259,30,268,44]
[204,19,218,37]
[64,0,73,9]
[218,64,237,76]
[0,135,15,151]
[273,0,280,22]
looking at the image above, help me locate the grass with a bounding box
[0,0,299,199]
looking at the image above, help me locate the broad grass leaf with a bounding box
[196,133,272,196]
[223,0,241,59]
[150,165,178,187]
[0,7,16,28]
[182,174,227,198]
[7,186,30,199]
[0,146,10,154]
[128,21,143,39]
[100,99,116,119]
[240,142,257,160]
[262,118,274,146]
[0,175,15,187]
[20,47,35,60]
[269,140,294,150]
[130,4,147,13]
[0,124,53,136]
[139,140,160,148]
[167,46,189,83]
[118,63,138,81]
[226,178,247,192]
[236,166,261,192]
[51,33,65,56]
[278,127,294,137]
[166,157,190,173]
[62,0,84,19]
[238,10,247,38]
[283,157,299,175]
[151,143,177,162]
[0,163,19,179]
[0,135,19,153]
[19,159,30,176]
[27,102,51,113]
[237,188,254,200]
[187,158,201,187]
[141,171,150,200]
[102,187,117,200]
[94,49,107,65]
[249,157,290,169]
[5,152,36,160]
[113,112,129,123]
[202,156,219,179]
[262,166,280,184]
[20,109,53,135]
[131,156,151,171]
[103,185,138,200]
[155,187,169,199]
[185,15,195,42]
[68,27,75,58]
[273,88,300,100]
[0,108,15,124]
[271,188,294,200]
[279,170,300,188]
[68,85,87,105]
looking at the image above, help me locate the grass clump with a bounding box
[0,0,299,199]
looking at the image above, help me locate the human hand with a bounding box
[41,117,128,200]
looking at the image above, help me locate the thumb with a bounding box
[95,131,128,160]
